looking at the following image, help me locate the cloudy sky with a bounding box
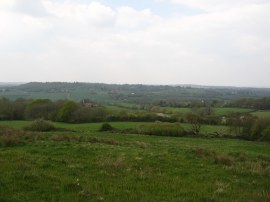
[0,0,270,87]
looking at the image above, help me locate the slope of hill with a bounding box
[0,82,270,104]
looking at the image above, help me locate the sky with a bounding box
[0,0,270,87]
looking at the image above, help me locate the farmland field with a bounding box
[0,121,229,135]
[161,107,254,116]
[213,108,254,116]
[251,111,270,119]
[0,121,270,201]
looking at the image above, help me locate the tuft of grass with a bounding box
[49,134,120,146]
[96,156,127,169]
[133,141,149,149]
[191,148,270,176]
[50,134,71,142]
[191,148,215,157]
[0,126,36,147]
[214,154,235,166]
[0,132,21,147]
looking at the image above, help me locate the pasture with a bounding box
[0,121,270,201]
[161,107,254,116]
[0,121,229,135]
[251,111,270,119]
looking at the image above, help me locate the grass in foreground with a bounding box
[0,122,270,201]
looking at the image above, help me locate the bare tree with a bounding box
[186,112,202,135]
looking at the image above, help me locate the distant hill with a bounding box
[1,82,270,104]
[0,82,25,87]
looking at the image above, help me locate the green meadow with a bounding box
[251,111,270,119]
[160,107,254,116]
[0,121,229,135]
[213,108,255,116]
[0,121,270,201]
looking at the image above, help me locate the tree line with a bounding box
[228,97,270,110]
[0,97,269,141]
[0,98,176,123]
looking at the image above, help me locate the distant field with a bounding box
[0,121,147,132]
[0,123,270,201]
[162,107,254,116]
[2,82,270,105]
[0,121,230,135]
[251,111,270,118]
[0,91,115,103]
[213,108,254,116]
[106,105,143,113]
[162,107,192,114]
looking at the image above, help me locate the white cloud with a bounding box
[44,1,116,26]
[116,7,160,28]
[172,0,269,11]
[0,0,15,8]
[0,0,270,87]
[14,0,48,16]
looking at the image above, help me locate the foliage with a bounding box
[24,119,56,132]
[136,122,186,137]
[0,98,13,120]
[25,99,53,120]
[73,107,108,122]
[99,123,114,131]
[57,101,79,122]
[262,126,270,141]
[228,113,270,140]
[2,82,270,105]
[229,97,270,110]
[185,112,202,135]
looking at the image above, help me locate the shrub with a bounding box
[0,126,24,147]
[99,123,114,132]
[57,101,79,122]
[24,119,56,132]
[262,126,270,141]
[136,122,186,137]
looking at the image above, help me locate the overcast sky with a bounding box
[0,0,270,87]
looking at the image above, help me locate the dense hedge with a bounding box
[136,122,187,137]
[24,119,56,132]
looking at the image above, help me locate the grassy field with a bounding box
[251,111,270,119]
[161,107,192,114]
[0,121,229,135]
[0,121,270,201]
[213,108,254,116]
[161,107,254,116]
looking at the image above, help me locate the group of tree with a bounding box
[228,113,270,141]
[0,98,177,123]
[1,97,270,141]
[3,82,270,105]
[228,97,270,110]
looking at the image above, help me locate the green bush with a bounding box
[262,126,270,141]
[99,123,114,132]
[136,122,186,137]
[24,119,56,132]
